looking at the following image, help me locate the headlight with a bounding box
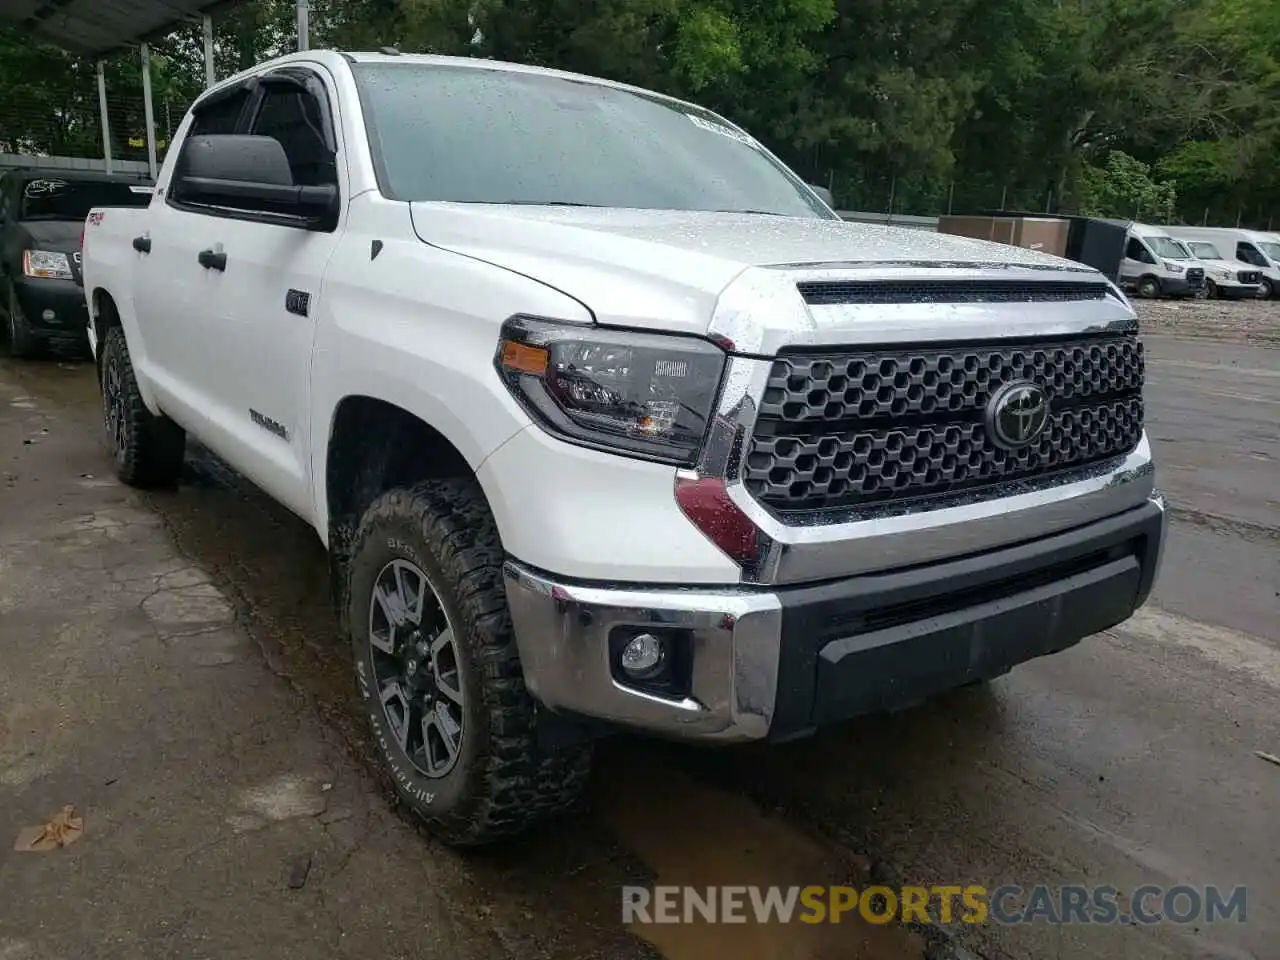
[495,315,727,465]
[23,250,73,280]
[1163,261,1185,274]
[1217,269,1233,280]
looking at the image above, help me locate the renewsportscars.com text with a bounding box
[622,884,1248,926]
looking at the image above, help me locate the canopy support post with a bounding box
[97,60,114,175]
[141,43,158,181]
[203,14,216,87]
[296,0,310,51]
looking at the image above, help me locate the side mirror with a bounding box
[174,134,338,230]
[808,184,835,208]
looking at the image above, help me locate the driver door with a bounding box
[176,68,346,519]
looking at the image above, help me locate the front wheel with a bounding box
[346,480,591,846]
[1136,276,1161,299]
[1258,278,1275,300]
[100,326,186,487]
[1205,279,1219,300]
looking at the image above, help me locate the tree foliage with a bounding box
[1078,151,1178,221]
[0,0,1275,227]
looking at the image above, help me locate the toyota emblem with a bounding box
[986,381,1050,450]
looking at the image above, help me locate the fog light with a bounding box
[42,309,56,322]
[620,633,664,678]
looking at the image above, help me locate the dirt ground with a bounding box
[1,295,1277,960]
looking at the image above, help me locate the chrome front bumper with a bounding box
[502,563,783,741]
[504,496,1168,743]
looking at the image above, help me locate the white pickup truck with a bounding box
[81,50,1166,846]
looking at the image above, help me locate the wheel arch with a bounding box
[319,392,510,556]
[90,287,122,374]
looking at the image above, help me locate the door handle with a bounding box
[197,249,227,272]
[132,235,151,254]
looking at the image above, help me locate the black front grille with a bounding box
[1239,271,1262,285]
[743,334,1145,515]
[1186,268,1205,288]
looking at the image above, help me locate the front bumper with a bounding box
[1215,281,1262,299]
[504,496,1167,743]
[13,276,90,335]
[1157,276,1197,296]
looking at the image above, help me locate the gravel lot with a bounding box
[1134,294,1279,346]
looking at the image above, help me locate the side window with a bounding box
[249,82,337,189]
[1237,242,1261,266]
[189,89,251,138]
[1126,238,1153,264]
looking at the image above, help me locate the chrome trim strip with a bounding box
[502,561,782,742]
[697,354,1156,586]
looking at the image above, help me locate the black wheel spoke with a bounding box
[368,558,464,780]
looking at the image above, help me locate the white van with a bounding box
[1119,222,1206,299]
[1167,236,1264,299]
[1164,226,1280,299]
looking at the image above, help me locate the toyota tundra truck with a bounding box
[80,50,1166,846]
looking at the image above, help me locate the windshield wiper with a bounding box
[702,208,789,216]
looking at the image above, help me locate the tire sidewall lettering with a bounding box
[349,519,471,814]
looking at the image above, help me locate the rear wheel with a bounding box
[6,284,40,358]
[346,479,591,846]
[100,326,185,487]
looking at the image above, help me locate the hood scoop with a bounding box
[796,278,1112,306]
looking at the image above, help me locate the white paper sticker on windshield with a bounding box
[24,179,68,197]
[686,113,757,148]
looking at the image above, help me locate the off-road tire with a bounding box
[6,284,40,358]
[346,480,592,846]
[100,326,185,487]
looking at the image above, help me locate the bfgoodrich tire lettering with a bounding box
[346,480,591,846]
[99,326,185,487]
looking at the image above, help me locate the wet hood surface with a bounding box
[410,204,1098,332]
[12,219,84,252]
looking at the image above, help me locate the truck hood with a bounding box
[15,219,83,252]
[1197,257,1247,276]
[410,204,1098,335]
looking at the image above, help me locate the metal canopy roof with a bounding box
[0,0,234,56]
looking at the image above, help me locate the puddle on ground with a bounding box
[593,746,928,960]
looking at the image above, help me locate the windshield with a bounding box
[1148,236,1191,259]
[1258,241,1280,262]
[20,177,149,221]
[352,62,833,218]
[1187,241,1222,260]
